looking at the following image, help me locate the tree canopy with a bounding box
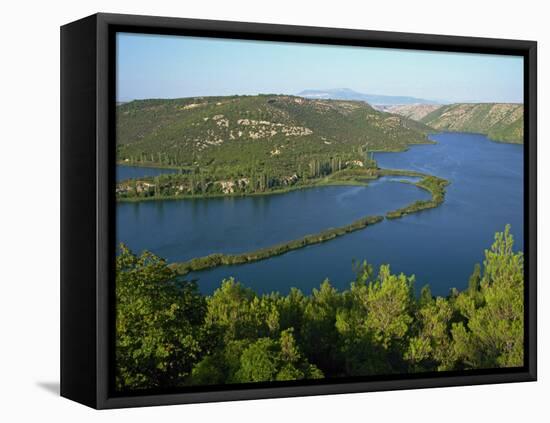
[115,225,524,391]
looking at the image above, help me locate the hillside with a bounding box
[419,103,524,143]
[298,88,439,106]
[117,95,433,177]
[385,104,443,121]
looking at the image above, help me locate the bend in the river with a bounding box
[116,132,524,297]
[169,170,449,275]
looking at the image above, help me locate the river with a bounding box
[117,165,180,182]
[116,132,524,297]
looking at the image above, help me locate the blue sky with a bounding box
[117,32,523,103]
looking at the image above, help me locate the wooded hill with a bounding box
[116,95,433,177]
[420,103,523,143]
[388,103,523,143]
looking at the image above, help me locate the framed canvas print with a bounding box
[60,13,537,409]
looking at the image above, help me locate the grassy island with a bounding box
[115,164,382,202]
[114,94,451,275]
[170,170,450,275]
[171,215,384,275]
[386,175,449,219]
[116,165,450,276]
[115,94,439,203]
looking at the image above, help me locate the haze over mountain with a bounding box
[298,88,443,106]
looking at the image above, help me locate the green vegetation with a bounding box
[168,170,448,275]
[115,164,439,203]
[116,246,206,389]
[386,104,442,121]
[387,103,524,143]
[116,95,433,189]
[419,103,524,143]
[172,215,384,275]
[117,95,433,164]
[116,226,524,391]
[386,176,449,219]
[120,169,449,276]
[116,165,377,201]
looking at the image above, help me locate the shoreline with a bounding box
[428,130,522,145]
[171,215,384,276]
[116,168,431,203]
[385,175,448,219]
[116,178,372,202]
[117,161,192,171]
[169,171,449,275]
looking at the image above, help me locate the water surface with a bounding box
[117,165,179,182]
[117,182,429,264]
[116,132,524,297]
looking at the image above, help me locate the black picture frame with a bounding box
[60,12,537,409]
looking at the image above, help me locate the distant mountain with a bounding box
[420,103,524,143]
[298,88,441,106]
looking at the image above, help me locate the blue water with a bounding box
[116,132,524,297]
[117,182,430,264]
[117,165,179,182]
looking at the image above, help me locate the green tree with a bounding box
[234,329,323,383]
[406,297,454,371]
[114,226,524,389]
[115,244,206,390]
[451,225,524,368]
[364,265,414,351]
[336,263,414,375]
[189,340,250,385]
[468,263,482,293]
[301,280,343,374]
[205,278,281,342]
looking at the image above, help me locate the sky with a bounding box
[117,32,523,103]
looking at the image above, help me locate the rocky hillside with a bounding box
[385,104,443,121]
[117,95,433,176]
[420,103,524,143]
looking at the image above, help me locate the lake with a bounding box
[116,132,524,297]
[117,165,180,182]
